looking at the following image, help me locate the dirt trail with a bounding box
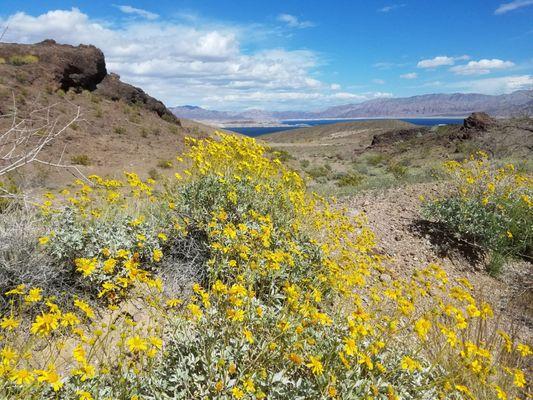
[343,183,533,339]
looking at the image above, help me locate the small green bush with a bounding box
[0,179,20,213]
[157,160,173,169]
[386,163,408,179]
[365,152,389,166]
[71,154,91,166]
[306,164,332,179]
[268,148,294,163]
[161,114,176,123]
[300,159,310,168]
[8,54,39,66]
[422,155,532,275]
[114,126,126,135]
[168,125,180,135]
[335,172,365,187]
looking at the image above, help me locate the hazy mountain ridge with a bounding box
[171,90,533,122]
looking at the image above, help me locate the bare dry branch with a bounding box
[0,94,91,199]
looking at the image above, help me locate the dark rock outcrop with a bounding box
[0,39,107,91]
[0,40,179,124]
[370,127,430,147]
[463,112,496,131]
[95,73,179,123]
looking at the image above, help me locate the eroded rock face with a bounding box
[95,73,180,123]
[0,39,179,124]
[463,112,496,131]
[0,39,107,91]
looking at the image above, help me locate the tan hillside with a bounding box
[259,113,532,193]
[0,40,226,192]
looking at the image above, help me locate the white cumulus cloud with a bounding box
[495,0,533,14]
[417,55,469,68]
[450,59,515,75]
[0,8,384,110]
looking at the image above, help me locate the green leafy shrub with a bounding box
[422,153,532,274]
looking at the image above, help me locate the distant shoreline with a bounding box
[207,116,468,128]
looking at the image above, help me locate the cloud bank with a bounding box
[0,8,384,110]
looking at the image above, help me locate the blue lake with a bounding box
[228,118,465,137]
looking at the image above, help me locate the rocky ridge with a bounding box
[0,39,179,123]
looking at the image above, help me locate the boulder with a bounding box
[463,112,496,131]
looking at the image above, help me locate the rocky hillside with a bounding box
[0,40,222,191]
[172,90,533,121]
[259,112,532,196]
[315,91,533,118]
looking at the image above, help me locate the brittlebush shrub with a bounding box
[0,136,529,399]
[423,152,532,274]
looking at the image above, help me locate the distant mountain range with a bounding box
[171,90,533,122]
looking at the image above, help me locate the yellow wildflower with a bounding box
[76,390,94,400]
[243,329,254,344]
[30,312,60,336]
[36,365,63,391]
[231,387,244,399]
[153,249,163,262]
[24,287,43,303]
[414,318,431,340]
[0,315,20,331]
[74,258,98,277]
[10,369,34,385]
[512,369,525,388]
[306,356,324,375]
[400,356,421,372]
[127,335,148,353]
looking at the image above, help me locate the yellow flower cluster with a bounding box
[0,134,529,399]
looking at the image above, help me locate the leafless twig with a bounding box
[0,94,90,200]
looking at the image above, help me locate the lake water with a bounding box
[228,118,465,137]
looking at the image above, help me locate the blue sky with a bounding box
[1,0,532,110]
